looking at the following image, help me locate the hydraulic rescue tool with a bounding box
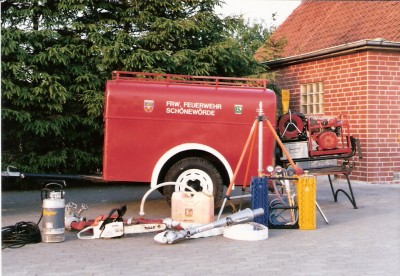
[154,208,264,244]
[75,182,197,239]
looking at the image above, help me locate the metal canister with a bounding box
[41,183,65,242]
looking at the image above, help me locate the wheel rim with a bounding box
[175,169,213,193]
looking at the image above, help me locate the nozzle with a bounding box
[252,208,265,218]
[154,230,187,244]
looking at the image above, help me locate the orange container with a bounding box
[171,192,214,224]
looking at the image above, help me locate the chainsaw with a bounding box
[77,205,180,239]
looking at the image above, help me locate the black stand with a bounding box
[328,174,357,209]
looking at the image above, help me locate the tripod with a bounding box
[217,102,329,224]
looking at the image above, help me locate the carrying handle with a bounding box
[100,204,127,230]
[77,226,96,239]
[44,181,66,190]
[41,181,66,200]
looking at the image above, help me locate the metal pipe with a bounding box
[258,101,263,176]
[225,119,259,196]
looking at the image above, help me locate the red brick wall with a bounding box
[272,50,400,183]
[366,50,400,183]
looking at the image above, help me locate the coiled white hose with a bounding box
[139,182,196,217]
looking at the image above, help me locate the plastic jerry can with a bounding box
[171,192,214,224]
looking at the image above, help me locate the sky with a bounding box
[216,0,302,27]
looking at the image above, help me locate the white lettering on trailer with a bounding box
[166,108,215,116]
[166,101,181,107]
[183,102,222,109]
[165,101,222,117]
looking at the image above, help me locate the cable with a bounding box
[2,221,41,249]
[269,198,298,226]
[269,179,299,226]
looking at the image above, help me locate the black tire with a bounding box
[163,157,224,208]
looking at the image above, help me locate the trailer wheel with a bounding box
[163,157,223,208]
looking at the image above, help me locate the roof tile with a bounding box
[256,1,400,60]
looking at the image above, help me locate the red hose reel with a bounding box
[278,113,306,139]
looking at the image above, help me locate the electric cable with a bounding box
[2,221,41,249]
[272,177,287,205]
[269,198,298,226]
[269,177,299,226]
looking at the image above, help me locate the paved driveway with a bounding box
[2,176,400,275]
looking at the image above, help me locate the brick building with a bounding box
[256,1,400,183]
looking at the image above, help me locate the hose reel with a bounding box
[278,112,307,140]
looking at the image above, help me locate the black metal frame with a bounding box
[277,160,359,209]
[328,174,357,209]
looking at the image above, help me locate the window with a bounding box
[300,82,324,114]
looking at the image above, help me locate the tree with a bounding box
[1,0,105,174]
[1,0,275,174]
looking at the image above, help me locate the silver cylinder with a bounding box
[41,191,65,243]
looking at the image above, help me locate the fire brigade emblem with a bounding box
[234,105,243,114]
[144,100,154,112]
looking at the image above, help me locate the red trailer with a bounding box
[103,71,276,206]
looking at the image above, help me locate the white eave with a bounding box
[262,39,400,69]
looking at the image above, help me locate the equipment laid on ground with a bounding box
[2,74,363,250]
[297,173,317,230]
[267,166,299,228]
[223,222,269,241]
[41,183,66,243]
[2,222,41,249]
[2,181,67,248]
[76,182,198,239]
[251,177,269,226]
[77,204,180,239]
[65,202,90,231]
[2,72,362,213]
[212,103,323,230]
[267,165,326,228]
[171,191,214,224]
[154,208,264,244]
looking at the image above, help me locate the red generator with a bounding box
[103,71,276,206]
[277,112,359,169]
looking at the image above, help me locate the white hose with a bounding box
[139,182,196,217]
